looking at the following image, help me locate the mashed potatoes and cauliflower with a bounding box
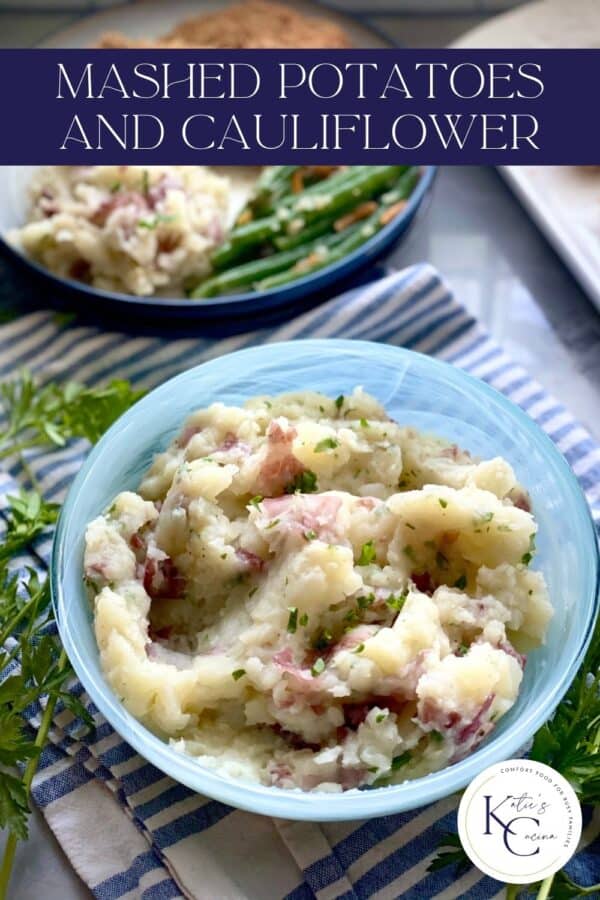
[84,389,552,792]
[9,166,232,296]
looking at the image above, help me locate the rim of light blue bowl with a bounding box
[0,167,436,319]
[52,339,599,821]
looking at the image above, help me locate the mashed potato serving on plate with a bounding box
[84,388,552,792]
[9,165,231,296]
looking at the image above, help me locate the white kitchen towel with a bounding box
[1,263,598,899]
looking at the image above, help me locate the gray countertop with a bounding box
[2,161,598,900]
[391,166,600,441]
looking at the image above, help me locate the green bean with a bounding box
[211,165,408,270]
[255,168,420,292]
[273,213,341,251]
[247,166,299,216]
[210,216,282,270]
[191,245,312,298]
[278,165,371,206]
[246,165,361,221]
[287,165,407,225]
[191,228,357,298]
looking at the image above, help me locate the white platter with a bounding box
[453,0,600,313]
[36,0,391,50]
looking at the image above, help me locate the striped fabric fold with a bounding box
[1,263,598,900]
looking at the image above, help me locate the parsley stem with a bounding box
[0,835,16,900]
[505,885,519,900]
[18,453,42,493]
[0,649,68,900]
[535,875,554,900]
[0,594,38,647]
[0,438,42,461]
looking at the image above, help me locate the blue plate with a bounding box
[0,166,436,322]
[52,339,599,821]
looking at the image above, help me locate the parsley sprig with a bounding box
[0,543,88,900]
[428,613,600,899]
[0,371,142,900]
[0,370,144,460]
[0,490,59,562]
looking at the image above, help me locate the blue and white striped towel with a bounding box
[2,264,599,900]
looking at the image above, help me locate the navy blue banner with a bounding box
[1,49,599,164]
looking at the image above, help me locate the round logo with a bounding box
[457,760,582,884]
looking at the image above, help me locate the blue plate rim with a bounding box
[0,166,437,312]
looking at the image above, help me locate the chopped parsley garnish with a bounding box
[335,394,344,410]
[391,752,411,771]
[138,214,176,230]
[375,712,387,723]
[299,612,309,627]
[249,495,263,508]
[314,437,339,453]
[311,657,325,677]
[436,551,449,570]
[521,533,536,566]
[353,643,365,654]
[386,592,407,612]
[429,730,444,744]
[248,586,258,598]
[359,417,369,428]
[313,629,333,651]
[454,574,467,590]
[405,522,415,530]
[403,544,416,561]
[141,170,150,195]
[110,181,121,193]
[456,642,469,656]
[287,607,298,633]
[286,470,318,494]
[266,518,280,529]
[357,540,376,566]
[232,669,246,681]
[438,498,448,509]
[303,529,317,541]
[357,593,375,609]
[479,511,494,523]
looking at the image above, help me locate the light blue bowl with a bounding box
[52,340,599,821]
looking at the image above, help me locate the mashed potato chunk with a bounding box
[10,165,230,296]
[85,388,553,791]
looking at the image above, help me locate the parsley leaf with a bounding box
[286,470,318,494]
[287,607,298,634]
[314,437,339,453]
[357,541,376,566]
[0,490,59,562]
[386,592,407,612]
[0,370,144,460]
[311,657,325,677]
[428,833,470,876]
